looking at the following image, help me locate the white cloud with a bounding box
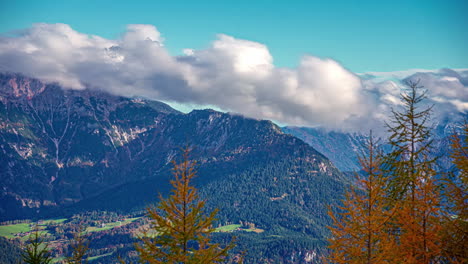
[404,70,468,101]
[0,23,466,131]
[362,69,468,126]
[122,24,163,46]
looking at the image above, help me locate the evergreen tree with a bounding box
[326,133,395,263]
[21,226,53,264]
[383,80,443,263]
[135,147,235,264]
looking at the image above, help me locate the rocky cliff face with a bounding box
[0,73,46,100]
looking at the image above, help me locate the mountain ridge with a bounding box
[0,72,347,238]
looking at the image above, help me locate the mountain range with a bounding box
[0,72,356,262]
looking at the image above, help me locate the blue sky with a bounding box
[1,0,467,72]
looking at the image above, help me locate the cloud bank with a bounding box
[0,23,466,131]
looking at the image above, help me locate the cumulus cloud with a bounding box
[0,23,466,131]
[402,69,468,119]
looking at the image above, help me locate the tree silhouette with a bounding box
[135,147,235,263]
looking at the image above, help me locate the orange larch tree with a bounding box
[382,80,443,263]
[441,122,468,263]
[392,160,443,263]
[135,147,235,264]
[326,133,395,264]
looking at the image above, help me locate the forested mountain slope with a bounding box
[0,73,350,262]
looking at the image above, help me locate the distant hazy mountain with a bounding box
[282,127,368,172]
[283,118,464,174]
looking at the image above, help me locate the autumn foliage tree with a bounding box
[326,81,447,263]
[382,80,443,263]
[390,160,443,263]
[441,122,468,263]
[135,147,235,264]
[383,80,433,200]
[326,133,395,264]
